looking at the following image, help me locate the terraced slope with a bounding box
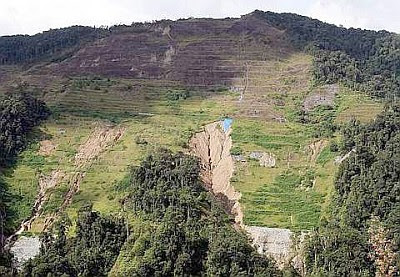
[33,15,292,88]
[0,13,385,268]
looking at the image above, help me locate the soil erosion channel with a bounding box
[190,119,293,267]
[7,124,125,267]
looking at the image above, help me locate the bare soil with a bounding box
[191,121,299,268]
[6,124,125,248]
[308,140,328,162]
[303,84,339,112]
[38,140,57,156]
[190,121,243,226]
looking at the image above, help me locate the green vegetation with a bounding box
[0,93,50,274]
[0,93,50,165]
[231,117,326,230]
[111,150,280,276]
[0,10,397,276]
[316,146,335,166]
[231,84,383,230]
[335,89,384,123]
[0,27,107,65]
[18,150,281,276]
[2,77,237,237]
[243,169,324,230]
[22,206,127,277]
[0,92,50,230]
[255,10,400,99]
[305,105,400,276]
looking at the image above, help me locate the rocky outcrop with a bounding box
[250,151,276,167]
[245,226,293,268]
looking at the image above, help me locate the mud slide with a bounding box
[74,126,125,169]
[190,121,243,226]
[6,124,125,250]
[44,125,125,230]
[308,140,328,162]
[4,171,65,247]
[190,120,299,269]
[38,140,56,156]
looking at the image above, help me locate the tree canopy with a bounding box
[113,149,281,276]
[305,105,400,276]
[0,26,107,65]
[254,10,400,100]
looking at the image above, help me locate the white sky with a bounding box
[0,0,399,36]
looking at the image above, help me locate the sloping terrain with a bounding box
[41,16,293,87]
[0,10,389,274]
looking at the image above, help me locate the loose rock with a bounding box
[10,236,41,269]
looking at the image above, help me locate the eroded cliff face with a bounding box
[190,121,303,270]
[190,121,243,226]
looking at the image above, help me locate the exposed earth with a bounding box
[0,12,384,270]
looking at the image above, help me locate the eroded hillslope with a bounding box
[190,121,243,226]
[190,120,301,269]
[0,12,386,273]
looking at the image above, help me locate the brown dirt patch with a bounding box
[308,140,328,162]
[39,140,57,156]
[190,121,243,226]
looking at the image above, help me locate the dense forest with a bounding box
[19,150,281,276]
[116,150,280,276]
[0,26,107,65]
[305,105,400,276]
[254,10,400,100]
[0,9,399,277]
[0,93,50,165]
[0,92,50,275]
[22,206,127,277]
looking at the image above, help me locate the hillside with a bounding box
[0,10,398,276]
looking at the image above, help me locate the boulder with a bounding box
[249,151,276,167]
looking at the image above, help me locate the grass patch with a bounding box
[242,169,325,231]
[316,147,336,166]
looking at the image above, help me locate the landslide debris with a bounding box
[74,125,125,168]
[303,84,338,112]
[190,121,298,269]
[250,151,276,167]
[6,124,125,255]
[38,140,57,156]
[190,121,243,226]
[10,236,41,269]
[308,140,328,162]
[45,125,125,229]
